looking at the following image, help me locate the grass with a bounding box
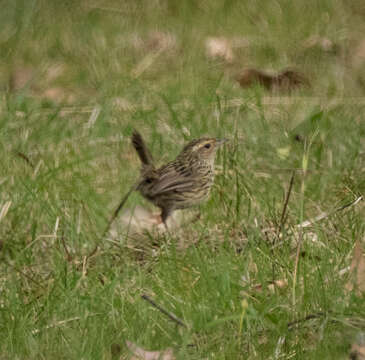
[1,0,365,358]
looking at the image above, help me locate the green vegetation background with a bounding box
[0,0,365,359]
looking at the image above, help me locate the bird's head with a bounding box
[179,137,227,165]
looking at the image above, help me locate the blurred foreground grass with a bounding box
[1,0,365,359]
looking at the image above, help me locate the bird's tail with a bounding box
[132,130,155,168]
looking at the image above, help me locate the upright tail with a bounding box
[132,130,154,168]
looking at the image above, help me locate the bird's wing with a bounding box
[149,178,196,196]
[147,166,198,196]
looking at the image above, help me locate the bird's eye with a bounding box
[204,143,211,149]
[145,178,153,184]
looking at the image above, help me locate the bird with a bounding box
[132,130,226,226]
[102,130,226,237]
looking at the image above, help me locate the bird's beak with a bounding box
[216,138,228,147]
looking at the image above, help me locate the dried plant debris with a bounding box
[251,279,288,293]
[345,239,365,296]
[297,196,363,229]
[303,35,339,54]
[243,278,287,292]
[0,201,12,223]
[44,62,66,82]
[236,68,309,91]
[205,36,250,63]
[205,37,235,63]
[126,340,175,360]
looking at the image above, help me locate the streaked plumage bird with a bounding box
[132,130,226,225]
[102,130,226,236]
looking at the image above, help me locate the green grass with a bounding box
[1,0,365,359]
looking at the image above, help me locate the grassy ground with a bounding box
[1,0,365,359]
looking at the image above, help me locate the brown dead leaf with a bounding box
[126,340,175,360]
[346,240,365,295]
[236,68,309,91]
[349,333,365,360]
[205,37,234,63]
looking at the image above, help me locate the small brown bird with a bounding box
[102,130,226,237]
[132,130,226,226]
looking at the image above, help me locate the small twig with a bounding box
[276,171,295,241]
[82,256,88,277]
[271,195,364,251]
[297,195,363,228]
[75,243,100,276]
[60,231,73,262]
[287,312,327,329]
[85,245,99,262]
[293,224,303,306]
[271,172,295,286]
[14,151,34,169]
[32,313,100,334]
[141,294,187,328]
[334,195,363,212]
[86,105,101,129]
[101,184,138,239]
[4,260,46,289]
